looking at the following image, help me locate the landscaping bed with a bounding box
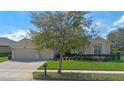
[38,60,124,71]
[33,72,124,81]
[54,54,113,61]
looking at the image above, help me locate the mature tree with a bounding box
[107,27,124,52]
[30,11,93,74]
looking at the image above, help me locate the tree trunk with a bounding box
[58,54,63,74]
[38,51,41,60]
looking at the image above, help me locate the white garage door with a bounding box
[40,49,54,60]
[13,48,38,60]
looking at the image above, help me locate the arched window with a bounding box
[94,44,102,54]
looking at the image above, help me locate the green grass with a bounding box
[38,59,124,71]
[33,72,124,81]
[0,57,8,63]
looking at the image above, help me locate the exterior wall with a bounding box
[71,37,111,55]
[85,37,110,54]
[0,46,11,53]
[53,48,58,56]
[40,49,54,60]
[0,38,16,53]
[12,39,35,48]
[84,46,92,54]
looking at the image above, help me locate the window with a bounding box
[94,44,102,54]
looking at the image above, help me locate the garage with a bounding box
[40,49,54,60]
[11,39,54,60]
[13,48,38,60]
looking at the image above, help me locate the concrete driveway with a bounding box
[0,60,45,81]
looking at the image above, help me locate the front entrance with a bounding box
[94,44,102,54]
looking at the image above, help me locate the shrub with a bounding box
[53,53,113,61]
[116,52,120,60]
[111,53,116,60]
[0,52,11,57]
[8,55,12,60]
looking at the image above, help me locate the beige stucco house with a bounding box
[0,37,16,53]
[11,37,110,60]
[71,37,110,55]
[11,39,54,60]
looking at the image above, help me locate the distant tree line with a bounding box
[107,27,124,55]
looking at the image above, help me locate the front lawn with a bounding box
[0,57,8,63]
[38,59,124,71]
[33,72,124,81]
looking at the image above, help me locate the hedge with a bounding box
[0,52,11,57]
[54,53,113,61]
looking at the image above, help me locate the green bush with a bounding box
[116,52,120,60]
[0,52,11,57]
[111,53,116,60]
[8,55,12,60]
[54,53,113,61]
[81,54,112,61]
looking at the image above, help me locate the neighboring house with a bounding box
[71,37,110,55]
[0,37,16,53]
[11,39,54,60]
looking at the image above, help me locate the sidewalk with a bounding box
[35,70,124,74]
[0,70,124,80]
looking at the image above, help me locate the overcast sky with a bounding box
[0,11,124,41]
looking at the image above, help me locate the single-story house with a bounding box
[11,37,110,60]
[0,37,16,53]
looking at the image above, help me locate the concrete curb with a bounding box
[34,70,124,74]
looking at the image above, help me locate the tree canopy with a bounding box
[107,27,124,51]
[30,12,94,53]
[30,11,95,73]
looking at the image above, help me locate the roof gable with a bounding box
[12,39,35,48]
[0,37,16,46]
[91,37,109,43]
